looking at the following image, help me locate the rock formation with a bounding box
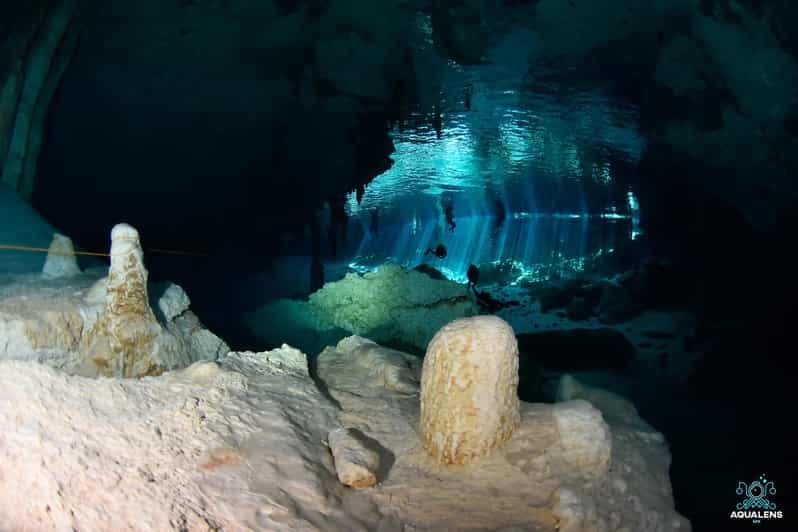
[248,264,478,355]
[81,223,165,377]
[0,223,227,377]
[0,348,348,531]
[0,316,690,530]
[313,327,690,530]
[317,335,422,396]
[420,315,521,464]
[328,428,381,489]
[41,232,81,278]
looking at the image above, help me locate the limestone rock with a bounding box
[328,428,380,489]
[157,282,190,321]
[81,223,162,377]
[554,375,690,531]
[551,487,607,532]
[0,346,349,531]
[1,224,228,377]
[556,374,654,431]
[0,330,691,531]
[552,400,612,480]
[221,344,308,378]
[420,315,520,464]
[41,233,81,278]
[317,336,421,396]
[165,310,230,363]
[317,333,689,530]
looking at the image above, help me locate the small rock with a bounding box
[328,428,380,489]
[317,336,421,396]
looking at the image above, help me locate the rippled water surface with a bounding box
[347,26,645,222]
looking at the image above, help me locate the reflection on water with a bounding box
[334,23,645,281]
[346,25,645,224]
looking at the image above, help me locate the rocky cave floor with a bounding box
[0,247,697,532]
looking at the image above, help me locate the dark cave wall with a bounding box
[1,0,97,199]
[33,0,419,253]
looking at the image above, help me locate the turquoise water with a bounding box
[338,26,644,281]
[342,213,630,284]
[345,26,645,225]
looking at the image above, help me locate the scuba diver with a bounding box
[467,264,479,292]
[466,263,519,312]
[424,244,448,259]
[441,194,456,232]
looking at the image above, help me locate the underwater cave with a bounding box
[1,0,796,530]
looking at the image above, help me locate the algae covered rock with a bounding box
[308,264,477,353]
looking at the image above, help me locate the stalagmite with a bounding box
[104,223,160,377]
[42,233,81,278]
[80,223,164,377]
[420,315,521,464]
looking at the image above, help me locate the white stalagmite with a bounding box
[78,222,162,378]
[420,315,521,464]
[42,233,81,278]
[104,223,160,377]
